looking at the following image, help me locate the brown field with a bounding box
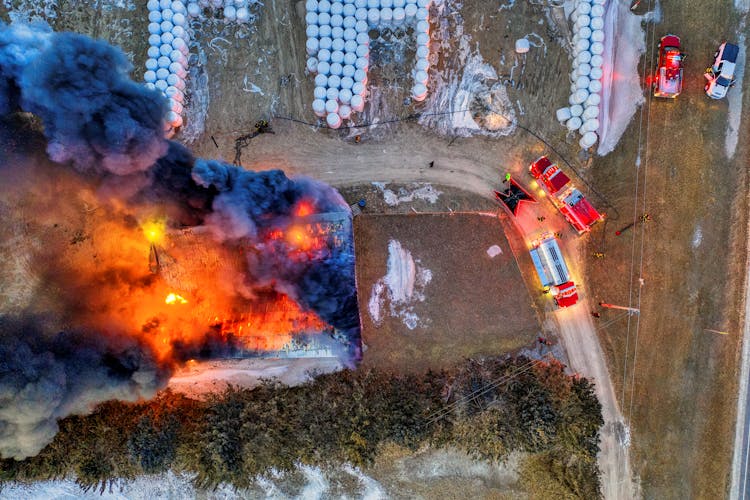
[355,213,540,373]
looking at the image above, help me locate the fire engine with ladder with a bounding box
[529,156,604,235]
[529,234,579,308]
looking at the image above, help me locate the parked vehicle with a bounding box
[653,34,684,98]
[529,156,604,234]
[705,41,739,99]
[529,234,578,308]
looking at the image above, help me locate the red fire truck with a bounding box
[529,234,578,308]
[529,156,604,235]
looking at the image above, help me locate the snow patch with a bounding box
[369,240,432,330]
[486,245,503,258]
[372,182,442,206]
[692,225,703,249]
[726,33,746,158]
[419,32,516,137]
[3,0,58,22]
[180,43,210,144]
[597,1,648,155]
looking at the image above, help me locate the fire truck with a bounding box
[529,234,578,308]
[529,156,604,234]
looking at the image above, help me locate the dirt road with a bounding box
[555,300,636,499]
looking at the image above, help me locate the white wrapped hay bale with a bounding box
[367,8,380,25]
[148,46,160,58]
[579,131,598,149]
[339,87,353,103]
[144,70,157,83]
[355,57,368,70]
[392,7,405,24]
[515,38,530,54]
[341,74,354,88]
[319,0,332,12]
[574,15,590,30]
[575,39,590,53]
[326,87,339,101]
[307,57,319,72]
[187,2,201,17]
[325,99,339,114]
[591,4,605,17]
[169,61,187,78]
[573,88,589,104]
[330,62,343,76]
[314,86,327,100]
[317,60,331,75]
[146,58,159,71]
[353,68,367,84]
[414,69,428,84]
[415,58,429,71]
[312,98,327,117]
[566,116,582,131]
[166,86,184,102]
[158,55,172,68]
[318,48,331,62]
[381,8,393,25]
[328,74,342,88]
[352,81,366,96]
[590,41,604,55]
[148,0,161,9]
[339,104,352,119]
[570,104,583,117]
[404,3,417,17]
[582,105,599,120]
[331,50,345,64]
[589,67,603,80]
[556,107,572,123]
[576,50,592,65]
[590,54,604,68]
[155,79,168,91]
[577,62,591,76]
[161,32,174,45]
[591,29,604,43]
[148,23,162,35]
[575,75,590,89]
[579,26,592,40]
[412,83,428,101]
[576,2,591,15]
[582,118,600,133]
[350,94,365,111]
[588,79,602,93]
[590,16,604,30]
[585,92,601,106]
[314,74,328,87]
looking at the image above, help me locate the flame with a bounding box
[294,200,315,217]
[165,293,187,305]
[141,219,166,245]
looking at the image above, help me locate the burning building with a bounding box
[0,21,360,460]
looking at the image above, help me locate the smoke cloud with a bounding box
[0,21,360,460]
[0,21,168,175]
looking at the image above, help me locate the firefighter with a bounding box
[640,213,651,222]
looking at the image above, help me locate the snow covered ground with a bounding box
[597,0,647,156]
[369,239,432,330]
[725,0,748,159]
[372,182,442,206]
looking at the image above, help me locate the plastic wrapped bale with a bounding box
[157,56,171,68]
[381,8,393,25]
[306,11,318,25]
[416,58,429,71]
[556,107,572,123]
[591,4,605,17]
[339,104,352,119]
[344,29,357,42]
[148,0,160,9]
[331,14,344,27]
[306,0,318,11]
[351,94,365,111]
[416,20,429,34]
[155,79,169,92]
[582,105,599,120]
[515,38,530,54]
[314,86,327,100]
[149,11,162,23]
[588,79,602,93]
[354,57,368,71]
[416,7,428,20]
[331,1,344,14]
[404,3,417,17]
[352,81,366,96]
[591,29,604,43]
[590,16,604,30]
[167,111,183,128]
[356,44,369,58]
[339,88,353,103]
[573,88,589,105]
[318,12,331,25]
[172,13,186,26]
[416,45,429,59]
[328,74,342,88]
[146,58,159,71]
[166,86,184,103]
[576,75,590,89]
[393,7,405,24]
[566,116,583,131]
[579,26,592,40]
[574,15,590,30]
[578,62,592,76]
[570,104,583,117]
[590,54,604,68]
[417,32,429,46]
[169,98,184,115]
[319,0,332,12]
[169,61,187,78]
[590,41,604,55]
[160,0,173,9]
[582,118,600,133]
[149,34,161,46]
[330,62,343,76]
[167,74,186,90]
[590,67,603,80]
[173,37,189,56]
[576,50,592,65]
[319,36,332,51]
[367,8,380,26]
[325,99,339,114]
[187,1,200,16]
[576,2,591,15]
[161,32,174,46]
[414,69,428,85]
[344,52,357,65]
[325,88,338,102]
[148,23,162,35]
[575,39,590,53]
[331,50,345,64]
[353,69,367,84]
[579,131,598,149]
[144,70,157,83]
[314,73,328,87]
[312,98,327,117]
[585,92,601,106]
[412,83,428,101]
[342,66,356,80]
[318,48,331,63]
[307,57,319,73]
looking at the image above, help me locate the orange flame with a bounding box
[165,293,187,305]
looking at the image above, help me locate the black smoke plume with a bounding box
[0,21,360,460]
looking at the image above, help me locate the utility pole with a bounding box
[598,301,640,315]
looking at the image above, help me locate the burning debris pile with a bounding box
[0,22,360,460]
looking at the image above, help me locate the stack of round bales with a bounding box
[555,0,606,150]
[306,0,430,128]
[145,0,192,129]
